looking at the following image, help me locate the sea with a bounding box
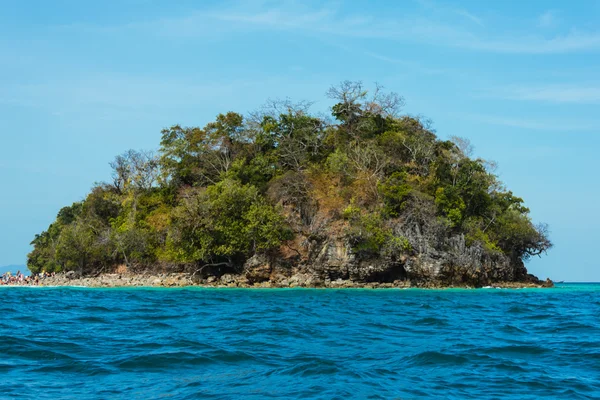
[1,283,599,399]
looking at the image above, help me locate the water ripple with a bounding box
[0,283,599,399]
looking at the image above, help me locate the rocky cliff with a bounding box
[189,196,552,289]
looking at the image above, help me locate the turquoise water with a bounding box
[1,284,599,399]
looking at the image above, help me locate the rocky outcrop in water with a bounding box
[247,196,553,288]
[295,236,549,289]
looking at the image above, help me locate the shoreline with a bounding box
[1,272,554,290]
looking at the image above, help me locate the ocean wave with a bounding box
[0,286,599,399]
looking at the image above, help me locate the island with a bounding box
[27,82,553,288]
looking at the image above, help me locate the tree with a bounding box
[110,150,159,193]
[268,171,316,226]
[378,172,412,217]
[450,136,474,158]
[166,179,291,268]
[159,113,248,186]
[328,81,404,141]
[491,210,552,260]
[27,203,84,273]
[55,219,106,274]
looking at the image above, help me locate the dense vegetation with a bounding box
[28,82,551,276]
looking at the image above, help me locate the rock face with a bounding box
[308,240,407,283]
[286,205,549,288]
[65,270,82,280]
[244,255,271,284]
[401,235,519,286]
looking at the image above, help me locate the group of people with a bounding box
[0,270,55,285]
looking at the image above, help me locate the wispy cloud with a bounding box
[132,2,600,54]
[463,113,600,131]
[487,84,600,104]
[52,2,600,54]
[417,0,484,27]
[537,10,558,28]
[455,9,485,27]
[362,50,467,77]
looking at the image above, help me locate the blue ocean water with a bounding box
[1,284,599,399]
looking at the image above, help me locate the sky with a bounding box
[1,0,599,281]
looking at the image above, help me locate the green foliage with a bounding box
[490,210,552,260]
[28,81,551,275]
[342,202,362,220]
[378,172,412,217]
[464,218,502,253]
[346,212,389,254]
[55,220,109,273]
[345,210,411,256]
[166,179,291,264]
[246,203,293,252]
[327,149,350,175]
[385,236,413,255]
[28,228,61,274]
[56,203,83,225]
[227,154,280,189]
[435,187,466,227]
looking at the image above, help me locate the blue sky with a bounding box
[1,0,599,281]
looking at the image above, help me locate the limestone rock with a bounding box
[244,255,271,284]
[65,270,81,280]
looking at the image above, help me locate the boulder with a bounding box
[542,278,554,288]
[65,271,81,280]
[244,255,271,284]
[190,273,203,284]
